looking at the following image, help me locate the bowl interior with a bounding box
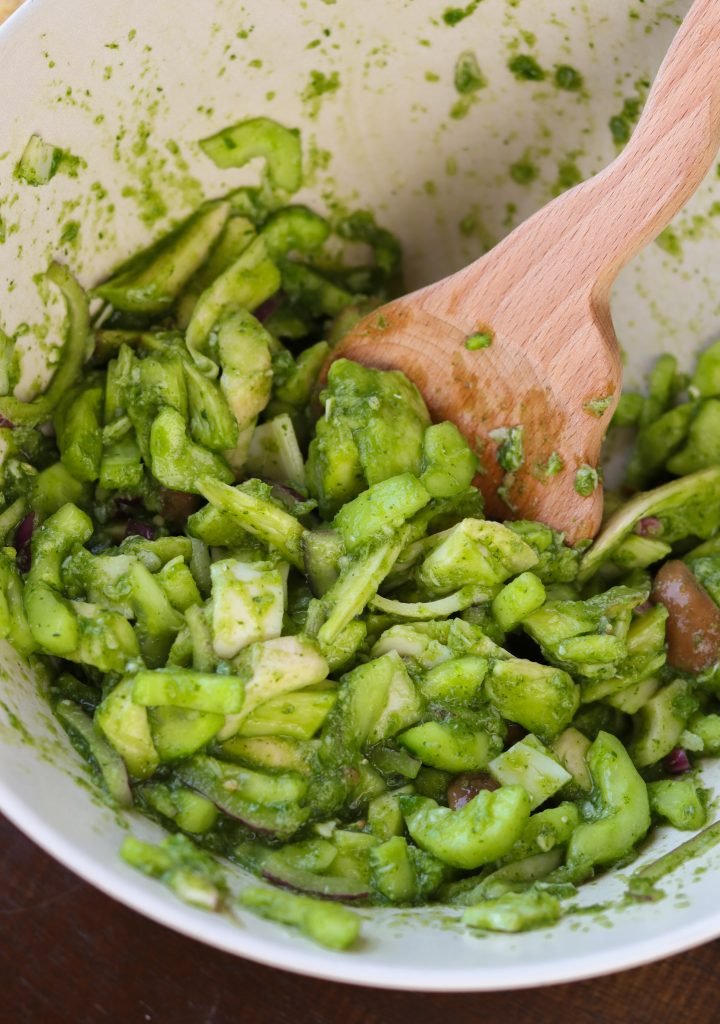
[1,0,720,991]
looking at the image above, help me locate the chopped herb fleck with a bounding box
[465,331,492,350]
[454,51,486,95]
[554,65,584,92]
[442,1,482,27]
[609,116,631,145]
[450,97,474,120]
[459,213,476,237]
[574,464,599,497]
[656,227,683,258]
[510,157,538,186]
[60,220,80,245]
[553,161,582,195]
[536,451,564,479]
[584,395,614,417]
[609,90,646,147]
[302,70,341,109]
[489,425,525,472]
[508,55,546,82]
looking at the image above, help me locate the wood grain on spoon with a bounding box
[330,0,720,543]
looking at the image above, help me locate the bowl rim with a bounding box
[3,0,720,992]
[3,772,720,992]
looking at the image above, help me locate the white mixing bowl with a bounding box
[1,0,719,991]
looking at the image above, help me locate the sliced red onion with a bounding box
[159,489,201,524]
[181,788,286,837]
[447,772,499,810]
[664,747,691,774]
[178,778,302,839]
[14,513,36,572]
[270,481,305,503]
[0,415,14,429]
[253,293,283,323]
[124,519,156,541]
[504,722,528,748]
[261,862,369,901]
[635,516,663,538]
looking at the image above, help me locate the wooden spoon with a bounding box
[329,0,720,544]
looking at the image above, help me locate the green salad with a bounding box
[4,118,720,950]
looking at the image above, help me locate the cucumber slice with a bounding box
[148,706,224,762]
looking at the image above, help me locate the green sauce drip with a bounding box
[508,55,546,82]
[628,819,720,901]
[442,1,482,27]
[535,452,565,480]
[554,65,584,92]
[510,157,538,186]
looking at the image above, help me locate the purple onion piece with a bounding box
[635,516,663,538]
[664,747,691,774]
[194,801,278,837]
[447,772,499,810]
[253,293,283,323]
[159,489,201,524]
[15,512,36,550]
[504,722,528,749]
[14,513,36,573]
[255,478,317,521]
[261,863,369,901]
[124,519,157,541]
[0,415,14,429]
[179,780,299,840]
[268,480,305,505]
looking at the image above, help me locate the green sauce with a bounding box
[608,87,648,147]
[508,55,546,83]
[628,819,720,901]
[301,70,341,117]
[554,65,583,92]
[574,465,599,497]
[442,1,482,28]
[453,52,486,95]
[510,156,539,186]
[656,227,683,259]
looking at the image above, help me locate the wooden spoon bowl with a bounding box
[330,0,720,544]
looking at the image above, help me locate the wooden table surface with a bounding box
[2,812,720,1024]
[2,0,720,1019]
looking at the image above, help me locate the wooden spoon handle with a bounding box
[588,0,720,289]
[476,0,720,306]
